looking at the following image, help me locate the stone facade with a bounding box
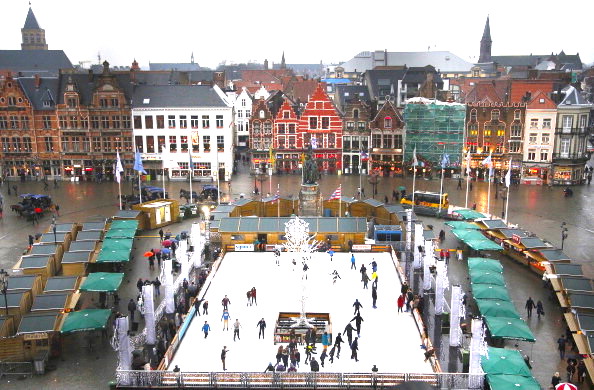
[369,99,404,176]
[342,97,371,175]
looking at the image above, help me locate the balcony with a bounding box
[555,126,592,135]
[552,152,588,161]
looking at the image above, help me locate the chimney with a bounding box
[34,74,41,88]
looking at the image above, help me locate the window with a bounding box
[216,115,223,128]
[484,129,492,136]
[168,115,176,128]
[383,134,393,149]
[146,136,155,153]
[83,137,90,152]
[58,116,67,129]
[190,116,199,128]
[560,138,570,157]
[246,110,251,118]
[144,116,153,129]
[580,115,588,131]
[346,121,355,130]
[259,110,265,119]
[122,116,131,129]
[81,117,89,129]
[542,118,551,129]
[264,121,272,134]
[22,137,32,152]
[217,135,224,152]
[156,115,165,129]
[470,109,477,121]
[241,99,246,107]
[353,109,359,119]
[309,117,318,129]
[514,110,521,120]
[328,133,336,148]
[134,116,142,129]
[7,96,16,106]
[70,116,78,129]
[12,137,21,152]
[72,136,80,152]
[202,115,210,128]
[44,137,53,152]
[0,117,6,129]
[278,136,286,149]
[394,135,402,149]
[530,118,538,129]
[42,115,52,129]
[527,149,536,161]
[169,136,177,152]
[111,98,119,107]
[252,121,260,135]
[490,110,500,121]
[61,136,69,152]
[99,98,108,108]
[124,137,133,151]
[384,117,392,129]
[10,116,19,129]
[21,116,29,130]
[468,123,478,136]
[288,124,295,134]
[497,129,505,137]
[372,134,381,148]
[1,137,9,152]
[134,136,143,152]
[529,133,537,144]
[541,133,550,144]
[93,137,101,152]
[180,115,187,129]
[101,116,109,129]
[180,136,188,152]
[237,110,243,118]
[540,149,549,161]
[67,97,77,108]
[278,124,285,134]
[283,111,290,119]
[562,115,572,132]
[358,122,365,130]
[511,124,522,138]
[112,116,120,129]
[203,136,210,152]
[288,136,296,148]
[321,117,330,129]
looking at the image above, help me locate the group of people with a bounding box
[397,282,423,315]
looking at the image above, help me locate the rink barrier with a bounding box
[115,370,481,388]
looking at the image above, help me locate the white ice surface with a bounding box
[170,251,433,373]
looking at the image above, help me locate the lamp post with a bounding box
[561,222,569,250]
[0,269,8,317]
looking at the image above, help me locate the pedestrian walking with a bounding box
[53,178,58,188]
[405,289,414,312]
[250,287,257,305]
[222,295,231,310]
[54,204,60,217]
[173,365,181,387]
[202,321,210,338]
[350,253,356,270]
[456,247,463,261]
[353,299,363,315]
[445,250,450,264]
[577,360,586,383]
[221,346,229,371]
[334,332,343,358]
[371,285,377,308]
[246,290,252,306]
[397,294,405,313]
[525,297,536,318]
[350,337,359,362]
[221,309,231,330]
[202,300,209,315]
[457,178,462,189]
[28,235,34,250]
[567,359,576,382]
[536,300,544,319]
[153,277,161,296]
[156,251,162,268]
[329,346,336,364]
[351,313,364,337]
[557,335,567,359]
[136,278,143,293]
[233,319,241,341]
[159,228,164,242]
[551,371,561,388]
[257,318,266,339]
[401,282,409,296]
[128,299,136,322]
[362,271,370,289]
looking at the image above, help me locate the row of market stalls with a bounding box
[446,209,594,385]
[0,215,139,365]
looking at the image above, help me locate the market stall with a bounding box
[68,240,99,253]
[61,309,112,334]
[30,292,79,314]
[61,250,95,276]
[44,276,82,293]
[483,316,536,342]
[16,312,64,361]
[75,230,103,242]
[81,221,107,232]
[7,274,44,298]
[13,256,56,283]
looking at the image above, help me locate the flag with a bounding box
[441,153,450,167]
[311,135,317,149]
[133,150,146,174]
[115,151,124,183]
[481,151,492,168]
[505,158,512,187]
[412,147,418,167]
[465,150,471,174]
[188,152,193,173]
[329,185,341,200]
[361,151,369,162]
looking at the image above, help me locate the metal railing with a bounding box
[0,361,33,378]
[115,370,482,389]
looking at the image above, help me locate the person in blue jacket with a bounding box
[202,321,211,338]
[350,253,356,270]
[321,331,331,352]
[221,309,231,330]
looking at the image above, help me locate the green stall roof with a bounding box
[469,269,506,286]
[486,374,540,390]
[110,220,139,230]
[101,238,133,252]
[451,229,503,251]
[17,313,60,334]
[62,309,111,334]
[104,229,136,239]
[97,249,131,263]
[80,273,124,292]
[454,209,486,220]
[468,257,503,273]
[475,299,520,319]
[113,210,141,219]
[484,316,535,342]
[481,347,532,376]
[44,276,79,293]
[471,284,511,301]
[445,221,480,230]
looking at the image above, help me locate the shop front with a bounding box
[276,153,299,174]
[521,163,550,185]
[313,152,340,174]
[370,153,402,177]
[62,160,94,181]
[553,164,584,186]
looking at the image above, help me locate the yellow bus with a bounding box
[400,191,449,210]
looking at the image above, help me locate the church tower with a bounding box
[478,16,491,63]
[21,7,48,50]
[280,52,286,69]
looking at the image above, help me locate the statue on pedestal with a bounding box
[302,146,320,185]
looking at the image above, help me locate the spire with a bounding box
[191,52,195,64]
[23,7,40,29]
[479,16,492,63]
[281,52,286,69]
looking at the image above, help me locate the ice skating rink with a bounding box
[170,251,433,373]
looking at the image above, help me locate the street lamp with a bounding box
[561,222,569,250]
[0,269,8,317]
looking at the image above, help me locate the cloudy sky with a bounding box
[3,0,593,70]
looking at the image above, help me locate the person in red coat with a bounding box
[397,294,405,313]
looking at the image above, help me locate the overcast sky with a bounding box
[3,0,593,70]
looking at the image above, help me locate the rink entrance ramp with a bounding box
[273,312,331,344]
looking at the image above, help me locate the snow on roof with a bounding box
[404,97,465,106]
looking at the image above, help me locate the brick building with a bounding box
[369,98,404,176]
[342,97,372,175]
[249,98,275,173]
[274,98,300,173]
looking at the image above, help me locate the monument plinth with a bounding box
[299,184,320,216]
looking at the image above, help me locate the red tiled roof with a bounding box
[510,80,554,103]
[465,82,503,103]
[527,90,557,109]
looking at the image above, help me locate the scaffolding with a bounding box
[404,98,466,168]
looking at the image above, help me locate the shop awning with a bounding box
[468,257,504,273]
[471,284,511,301]
[486,374,540,390]
[451,229,503,251]
[484,316,535,342]
[481,347,532,376]
[96,249,131,263]
[445,221,481,230]
[470,269,505,286]
[475,299,520,319]
[104,229,136,239]
[453,209,486,220]
[80,273,124,292]
[61,309,112,334]
[110,220,139,231]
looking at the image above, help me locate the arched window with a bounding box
[259,110,265,119]
[491,110,500,122]
[470,109,477,121]
[384,116,392,129]
[353,109,359,119]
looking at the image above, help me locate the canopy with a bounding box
[445,221,480,230]
[468,257,504,273]
[61,309,112,334]
[471,284,511,301]
[475,299,520,319]
[481,347,532,376]
[454,209,486,220]
[486,374,540,390]
[469,269,506,286]
[80,273,124,292]
[97,238,133,263]
[104,229,136,239]
[101,238,133,252]
[110,220,139,230]
[452,229,502,251]
[484,316,536,342]
[96,249,131,263]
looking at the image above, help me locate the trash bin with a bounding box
[33,351,49,375]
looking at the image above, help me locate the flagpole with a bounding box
[138,172,142,204]
[216,150,220,205]
[189,153,193,204]
[162,158,167,200]
[504,159,511,223]
[339,185,342,217]
[277,184,280,218]
[118,179,122,210]
[412,165,417,213]
[486,170,491,216]
[438,145,445,215]
[505,184,510,223]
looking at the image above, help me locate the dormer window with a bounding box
[7,96,16,106]
[67,97,78,108]
[384,117,392,129]
[470,109,477,121]
[42,100,51,108]
[259,110,265,119]
[353,109,359,119]
[491,110,500,121]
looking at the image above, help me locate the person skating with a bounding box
[264,362,275,372]
[304,344,313,364]
[370,260,377,273]
[525,297,536,318]
[344,323,355,347]
[310,357,320,372]
[221,346,229,371]
[350,337,359,362]
[334,332,344,358]
[329,346,336,363]
[371,285,378,308]
[202,300,209,315]
[302,262,309,280]
[362,271,370,289]
[202,321,211,338]
[222,295,231,310]
[321,332,331,352]
[320,349,327,367]
[353,299,363,315]
[275,346,284,365]
[328,248,334,261]
[295,349,301,368]
[246,290,252,306]
[350,253,356,270]
[257,318,266,339]
[351,314,364,337]
[221,309,231,330]
[405,289,413,312]
[330,270,341,284]
[233,319,241,341]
